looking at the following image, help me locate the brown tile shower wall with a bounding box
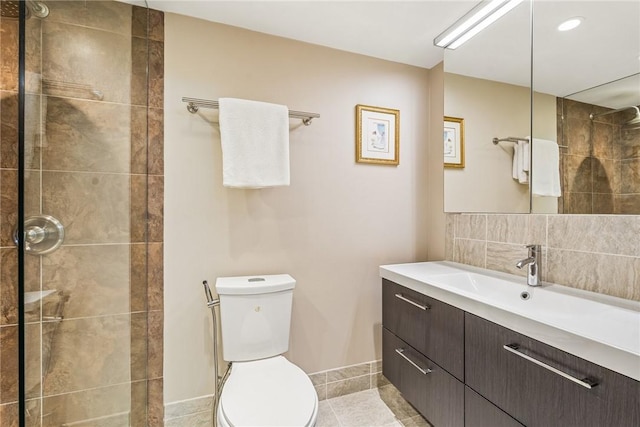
[558,98,640,214]
[132,6,165,427]
[445,213,640,301]
[0,2,164,426]
[0,6,23,425]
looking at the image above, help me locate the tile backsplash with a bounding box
[445,213,640,301]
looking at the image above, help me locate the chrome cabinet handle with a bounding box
[503,344,598,389]
[394,293,430,311]
[395,348,432,375]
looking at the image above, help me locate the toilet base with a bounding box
[216,356,318,427]
[217,399,318,427]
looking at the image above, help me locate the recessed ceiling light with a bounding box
[558,17,584,32]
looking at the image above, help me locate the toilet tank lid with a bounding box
[215,274,296,295]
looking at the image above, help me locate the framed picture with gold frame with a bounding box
[444,116,465,168]
[355,104,400,165]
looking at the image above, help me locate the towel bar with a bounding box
[493,136,568,149]
[493,136,529,145]
[182,97,320,126]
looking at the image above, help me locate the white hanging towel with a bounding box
[512,141,529,184]
[218,98,290,188]
[531,138,561,197]
[522,140,530,173]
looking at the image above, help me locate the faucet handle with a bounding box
[525,244,541,256]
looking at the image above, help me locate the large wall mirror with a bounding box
[444,0,640,214]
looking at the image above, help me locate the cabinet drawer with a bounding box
[382,279,464,381]
[465,386,522,427]
[383,327,464,427]
[465,313,640,427]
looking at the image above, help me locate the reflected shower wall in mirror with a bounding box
[443,0,640,214]
[531,1,639,214]
[553,78,640,214]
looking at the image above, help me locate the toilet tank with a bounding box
[215,274,295,362]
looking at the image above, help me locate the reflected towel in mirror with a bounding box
[512,140,529,184]
[531,138,561,197]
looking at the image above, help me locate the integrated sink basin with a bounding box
[380,261,640,381]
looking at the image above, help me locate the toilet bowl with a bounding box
[215,275,317,426]
[217,356,318,427]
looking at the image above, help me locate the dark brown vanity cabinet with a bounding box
[465,386,523,427]
[382,279,464,380]
[465,313,640,427]
[383,328,464,426]
[382,279,640,427]
[382,279,465,426]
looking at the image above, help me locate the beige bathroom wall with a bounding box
[164,13,430,404]
[426,63,446,260]
[444,73,556,213]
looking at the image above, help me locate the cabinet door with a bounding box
[382,279,464,381]
[465,313,640,427]
[383,328,464,427]
[465,386,522,427]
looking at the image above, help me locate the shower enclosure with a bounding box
[557,96,640,214]
[0,1,164,425]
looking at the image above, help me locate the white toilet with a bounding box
[215,274,318,427]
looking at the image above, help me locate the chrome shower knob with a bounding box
[14,215,65,255]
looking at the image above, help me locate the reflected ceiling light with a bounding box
[557,17,584,32]
[434,0,524,50]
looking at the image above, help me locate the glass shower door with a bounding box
[17,1,151,425]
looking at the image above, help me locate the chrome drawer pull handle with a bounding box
[395,293,430,311]
[503,344,598,389]
[395,348,432,375]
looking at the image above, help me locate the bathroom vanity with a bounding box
[380,262,640,427]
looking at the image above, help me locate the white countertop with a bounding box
[380,261,640,381]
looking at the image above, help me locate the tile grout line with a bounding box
[325,396,344,427]
[326,372,374,386]
[164,411,211,422]
[455,237,639,260]
[484,214,488,268]
[544,214,549,280]
[310,360,379,377]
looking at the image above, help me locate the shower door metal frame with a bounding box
[17,1,27,426]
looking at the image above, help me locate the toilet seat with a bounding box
[218,356,318,427]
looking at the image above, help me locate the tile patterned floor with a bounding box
[316,384,432,427]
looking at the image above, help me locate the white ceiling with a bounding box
[146,0,640,107]
[445,0,640,108]
[148,0,475,69]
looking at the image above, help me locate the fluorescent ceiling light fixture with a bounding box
[434,0,524,50]
[557,17,583,32]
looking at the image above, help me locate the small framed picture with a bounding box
[356,104,400,166]
[444,116,465,168]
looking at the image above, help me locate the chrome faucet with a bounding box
[516,244,541,287]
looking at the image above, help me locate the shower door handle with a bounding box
[14,215,65,255]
